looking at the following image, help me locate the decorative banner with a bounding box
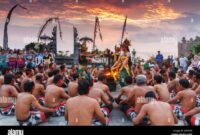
[3,4,28,50]
[93,16,103,50]
[120,16,127,46]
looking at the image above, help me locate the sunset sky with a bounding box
[0,0,200,59]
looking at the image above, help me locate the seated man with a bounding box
[145,67,153,85]
[194,72,200,107]
[153,75,170,102]
[32,74,45,99]
[65,79,108,126]
[16,80,55,126]
[32,74,45,106]
[68,73,80,97]
[88,87,113,119]
[168,79,197,120]
[115,76,134,105]
[21,68,34,92]
[119,75,155,121]
[133,91,178,126]
[167,71,180,99]
[45,74,70,116]
[92,74,114,102]
[184,107,200,126]
[0,74,18,115]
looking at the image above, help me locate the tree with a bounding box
[25,42,46,52]
[191,42,200,54]
[58,50,64,56]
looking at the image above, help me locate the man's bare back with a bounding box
[93,82,113,100]
[32,82,45,99]
[176,90,196,110]
[0,84,18,107]
[123,85,155,113]
[154,83,170,102]
[68,81,78,97]
[168,79,180,94]
[65,95,106,126]
[45,84,69,108]
[133,100,177,125]
[16,93,54,121]
[88,88,110,105]
[116,85,134,105]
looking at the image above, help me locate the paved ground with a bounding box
[0,86,193,126]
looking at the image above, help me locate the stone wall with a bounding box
[178,36,200,56]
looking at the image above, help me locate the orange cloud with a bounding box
[0,0,183,28]
[143,3,182,21]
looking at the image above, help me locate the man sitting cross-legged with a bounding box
[16,80,55,126]
[0,74,18,116]
[32,74,45,105]
[92,74,114,102]
[118,75,155,123]
[88,84,113,125]
[115,76,134,106]
[168,79,197,120]
[167,71,180,99]
[68,73,80,97]
[65,79,109,126]
[45,74,70,117]
[133,91,178,126]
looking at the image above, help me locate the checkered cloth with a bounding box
[0,104,15,116]
[185,116,200,126]
[196,96,200,107]
[18,111,46,126]
[92,108,110,126]
[52,102,65,117]
[171,105,188,120]
[126,107,137,120]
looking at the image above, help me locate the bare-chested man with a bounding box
[153,75,170,102]
[92,74,114,102]
[46,69,60,85]
[32,74,45,99]
[115,76,134,106]
[133,91,178,126]
[194,72,200,107]
[160,68,169,83]
[0,74,18,115]
[167,71,180,99]
[16,80,55,126]
[187,70,196,89]
[177,69,187,80]
[45,74,70,116]
[44,63,56,79]
[68,73,80,97]
[92,67,100,82]
[145,67,153,85]
[88,84,113,120]
[194,72,200,94]
[168,79,197,120]
[21,68,34,92]
[65,79,108,126]
[119,75,155,120]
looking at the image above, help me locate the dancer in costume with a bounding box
[111,39,131,87]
